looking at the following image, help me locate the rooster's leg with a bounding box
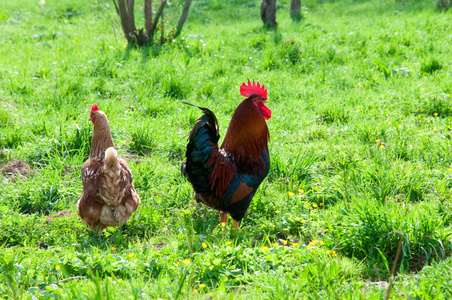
[233,219,239,230]
[219,211,228,223]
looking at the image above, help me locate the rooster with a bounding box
[78,104,141,234]
[181,80,271,229]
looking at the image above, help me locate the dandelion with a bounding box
[199,284,206,288]
[314,186,319,190]
[380,144,385,148]
[298,189,304,194]
[357,109,360,112]
[184,259,190,265]
[332,251,337,256]
[273,243,278,246]
[275,210,280,214]
[319,203,323,207]
[202,242,207,248]
[288,192,295,196]
[339,171,343,174]
[128,253,135,258]
[221,222,226,227]
[312,203,318,208]
[292,242,298,247]
[167,101,169,103]
[320,241,324,245]
[301,219,306,223]
[421,87,424,91]
[283,240,288,245]
[262,246,269,252]
[419,133,423,136]
[359,85,362,88]
[227,241,233,245]
[434,113,438,116]
[193,289,198,294]
[434,127,437,131]
[326,250,331,254]
[375,139,380,143]
[55,265,60,270]
[448,125,451,129]
[387,121,391,125]
[398,124,402,128]
[449,168,452,172]
[345,87,347,90]
[417,165,421,168]
[273,137,277,140]
[111,247,116,251]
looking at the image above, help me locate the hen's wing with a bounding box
[78,148,140,233]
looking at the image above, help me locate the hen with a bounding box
[78,104,141,234]
[181,80,271,229]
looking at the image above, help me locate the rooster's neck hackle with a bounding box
[221,97,270,172]
[91,111,115,161]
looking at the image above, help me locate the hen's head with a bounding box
[89,104,100,124]
[240,79,271,120]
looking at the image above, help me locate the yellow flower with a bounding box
[312,203,318,208]
[398,124,402,128]
[220,222,226,227]
[326,250,331,254]
[387,121,391,125]
[298,189,304,194]
[339,171,343,174]
[111,247,116,251]
[167,101,169,103]
[421,87,424,91]
[262,246,269,252]
[314,186,319,190]
[357,109,360,112]
[273,137,277,140]
[416,165,421,168]
[275,210,280,214]
[419,133,423,136]
[193,289,198,294]
[448,125,451,129]
[227,241,233,245]
[380,144,385,148]
[55,265,60,270]
[319,241,324,245]
[332,251,337,256]
[184,259,190,265]
[449,168,452,172]
[128,253,134,258]
[283,240,288,245]
[307,245,313,250]
[288,192,295,196]
[301,219,306,223]
[434,113,438,116]
[292,242,298,247]
[434,127,437,131]
[273,243,278,246]
[375,139,380,143]
[199,284,206,288]
[319,203,323,207]
[202,242,207,248]
[345,87,347,90]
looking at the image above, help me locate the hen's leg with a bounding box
[219,211,228,223]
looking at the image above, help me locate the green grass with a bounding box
[1,0,452,298]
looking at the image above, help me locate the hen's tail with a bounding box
[181,102,220,193]
[104,147,120,174]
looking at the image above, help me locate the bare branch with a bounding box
[144,0,153,34]
[148,0,167,37]
[127,0,135,28]
[172,0,191,38]
[112,0,120,15]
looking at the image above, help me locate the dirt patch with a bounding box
[47,210,76,222]
[1,159,31,180]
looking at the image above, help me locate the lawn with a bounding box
[1,0,452,298]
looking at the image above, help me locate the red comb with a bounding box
[90,104,99,114]
[240,79,267,100]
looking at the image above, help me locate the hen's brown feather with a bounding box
[78,109,140,234]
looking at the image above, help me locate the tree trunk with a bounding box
[290,0,301,21]
[261,0,277,30]
[173,0,192,38]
